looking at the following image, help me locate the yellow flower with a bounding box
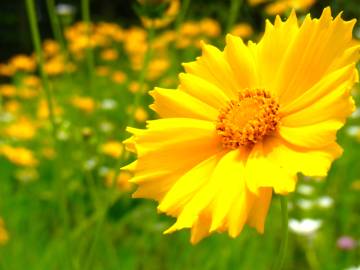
[231,23,254,39]
[37,99,63,120]
[17,87,39,99]
[101,141,123,158]
[4,118,37,140]
[9,54,36,73]
[140,0,180,29]
[248,0,269,5]
[128,81,141,93]
[147,58,170,80]
[4,100,21,113]
[123,8,359,244]
[0,84,17,97]
[100,48,119,61]
[96,66,110,77]
[104,170,133,191]
[112,71,127,84]
[44,56,65,76]
[71,96,96,113]
[0,218,9,246]
[200,19,221,38]
[265,0,316,15]
[0,145,38,167]
[134,107,149,123]
[96,22,124,42]
[0,63,15,76]
[43,39,60,57]
[22,75,41,88]
[41,147,56,159]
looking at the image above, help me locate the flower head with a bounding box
[123,8,359,243]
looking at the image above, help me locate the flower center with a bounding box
[216,89,280,149]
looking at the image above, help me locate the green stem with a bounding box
[25,0,57,137]
[226,0,243,33]
[46,0,66,52]
[82,22,157,267]
[302,238,320,270]
[129,23,155,128]
[81,0,94,89]
[175,0,190,32]
[273,196,289,270]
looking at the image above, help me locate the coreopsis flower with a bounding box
[123,8,359,244]
[0,218,9,245]
[230,23,254,39]
[101,141,123,159]
[0,146,38,167]
[9,54,36,73]
[265,0,315,16]
[139,0,180,29]
[4,117,37,140]
[70,96,96,113]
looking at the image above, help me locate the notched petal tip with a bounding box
[121,160,137,172]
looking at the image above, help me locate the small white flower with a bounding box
[297,199,314,210]
[345,266,360,270]
[57,130,69,141]
[351,108,360,119]
[0,112,14,123]
[317,196,334,209]
[289,218,322,236]
[56,3,76,16]
[345,126,360,137]
[100,99,117,110]
[297,184,314,196]
[99,122,114,133]
[84,158,97,170]
[98,166,110,176]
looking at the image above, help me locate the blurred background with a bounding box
[0,0,359,269]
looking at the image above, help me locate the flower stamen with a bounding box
[216,89,280,149]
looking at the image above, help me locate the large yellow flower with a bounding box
[123,8,359,244]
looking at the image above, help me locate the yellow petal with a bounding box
[247,187,272,233]
[253,10,299,93]
[227,187,255,237]
[263,136,343,177]
[278,121,343,149]
[190,211,213,244]
[209,149,249,233]
[280,64,356,117]
[245,141,297,194]
[127,118,222,201]
[182,42,238,99]
[224,34,259,89]
[179,72,229,109]
[150,87,218,121]
[274,8,356,105]
[158,152,225,216]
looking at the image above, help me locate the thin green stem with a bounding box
[175,0,191,32]
[82,22,157,268]
[226,0,243,33]
[25,0,57,137]
[46,0,66,52]
[128,23,155,128]
[273,196,289,270]
[81,0,94,89]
